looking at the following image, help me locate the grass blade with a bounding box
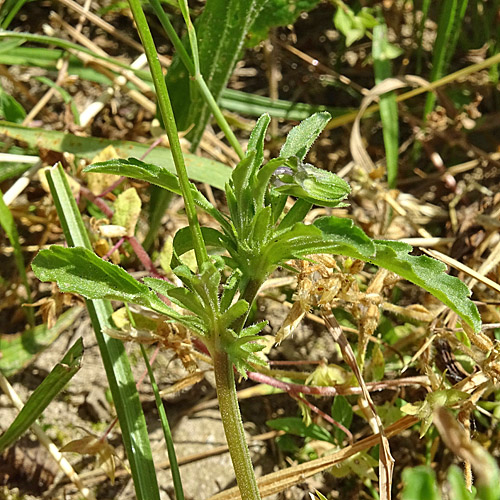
[372,23,399,188]
[423,0,468,117]
[140,345,185,500]
[0,0,28,28]
[0,121,232,190]
[0,189,34,325]
[415,0,431,75]
[44,163,161,500]
[0,338,83,452]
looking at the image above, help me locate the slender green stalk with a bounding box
[373,23,398,189]
[140,345,185,500]
[148,0,244,159]
[127,0,208,268]
[212,349,261,500]
[0,190,34,326]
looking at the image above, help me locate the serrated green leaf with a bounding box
[112,187,141,236]
[246,113,270,169]
[220,269,242,312]
[32,246,173,316]
[87,157,181,193]
[280,112,331,160]
[225,321,267,376]
[249,206,272,247]
[85,157,232,233]
[231,153,256,202]
[240,321,268,338]
[173,226,234,257]
[165,287,207,319]
[370,240,481,332]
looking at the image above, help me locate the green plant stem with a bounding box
[147,0,244,159]
[127,0,208,268]
[212,349,261,500]
[140,345,185,500]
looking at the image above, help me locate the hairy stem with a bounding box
[212,349,261,500]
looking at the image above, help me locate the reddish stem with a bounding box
[103,237,125,261]
[247,371,429,397]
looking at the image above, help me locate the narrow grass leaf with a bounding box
[0,189,33,324]
[40,163,161,500]
[0,338,83,452]
[423,0,468,117]
[35,76,80,125]
[0,122,232,190]
[220,88,351,120]
[140,345,185,500]
[372,24,399,188]
[0,0,28,28]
